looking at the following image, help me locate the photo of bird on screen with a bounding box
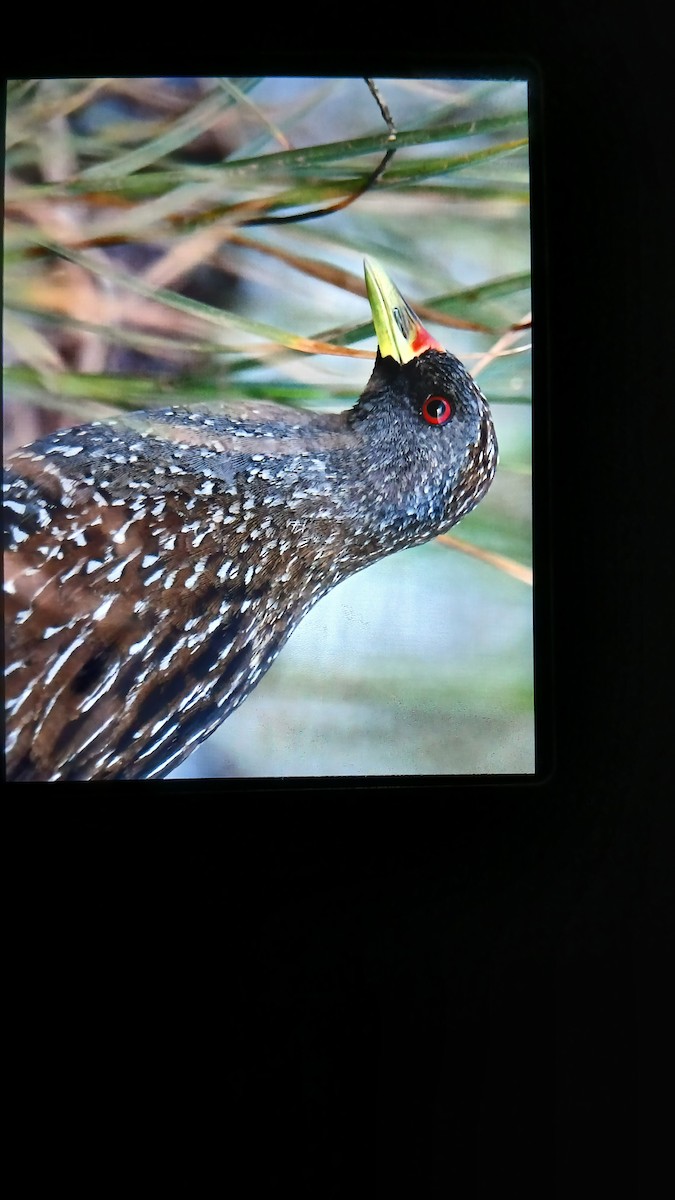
[4,77,533,781]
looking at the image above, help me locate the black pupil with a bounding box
[427,398,448,420]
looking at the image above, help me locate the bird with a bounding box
[3,258,498,782]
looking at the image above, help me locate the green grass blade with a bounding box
[78,87,242,180]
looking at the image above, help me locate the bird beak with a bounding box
[364,257,444,364]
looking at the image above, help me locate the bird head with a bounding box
[349,258,498,548]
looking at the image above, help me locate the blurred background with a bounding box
[4,76,533,777]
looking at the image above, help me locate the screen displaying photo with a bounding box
[4,76,534,781]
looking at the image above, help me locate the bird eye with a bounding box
[421,395,453,426]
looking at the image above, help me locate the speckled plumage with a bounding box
[4,268,498,781]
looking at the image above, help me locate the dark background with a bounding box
[5,4,669,1194]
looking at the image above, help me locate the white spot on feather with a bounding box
[92,595,116,622]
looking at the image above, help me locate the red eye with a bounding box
[422,395,453,425]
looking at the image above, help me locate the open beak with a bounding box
[364,257,444,364]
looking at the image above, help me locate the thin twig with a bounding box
[471,315,532,378]
[243,78,397,226]
[437,533,533,586]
